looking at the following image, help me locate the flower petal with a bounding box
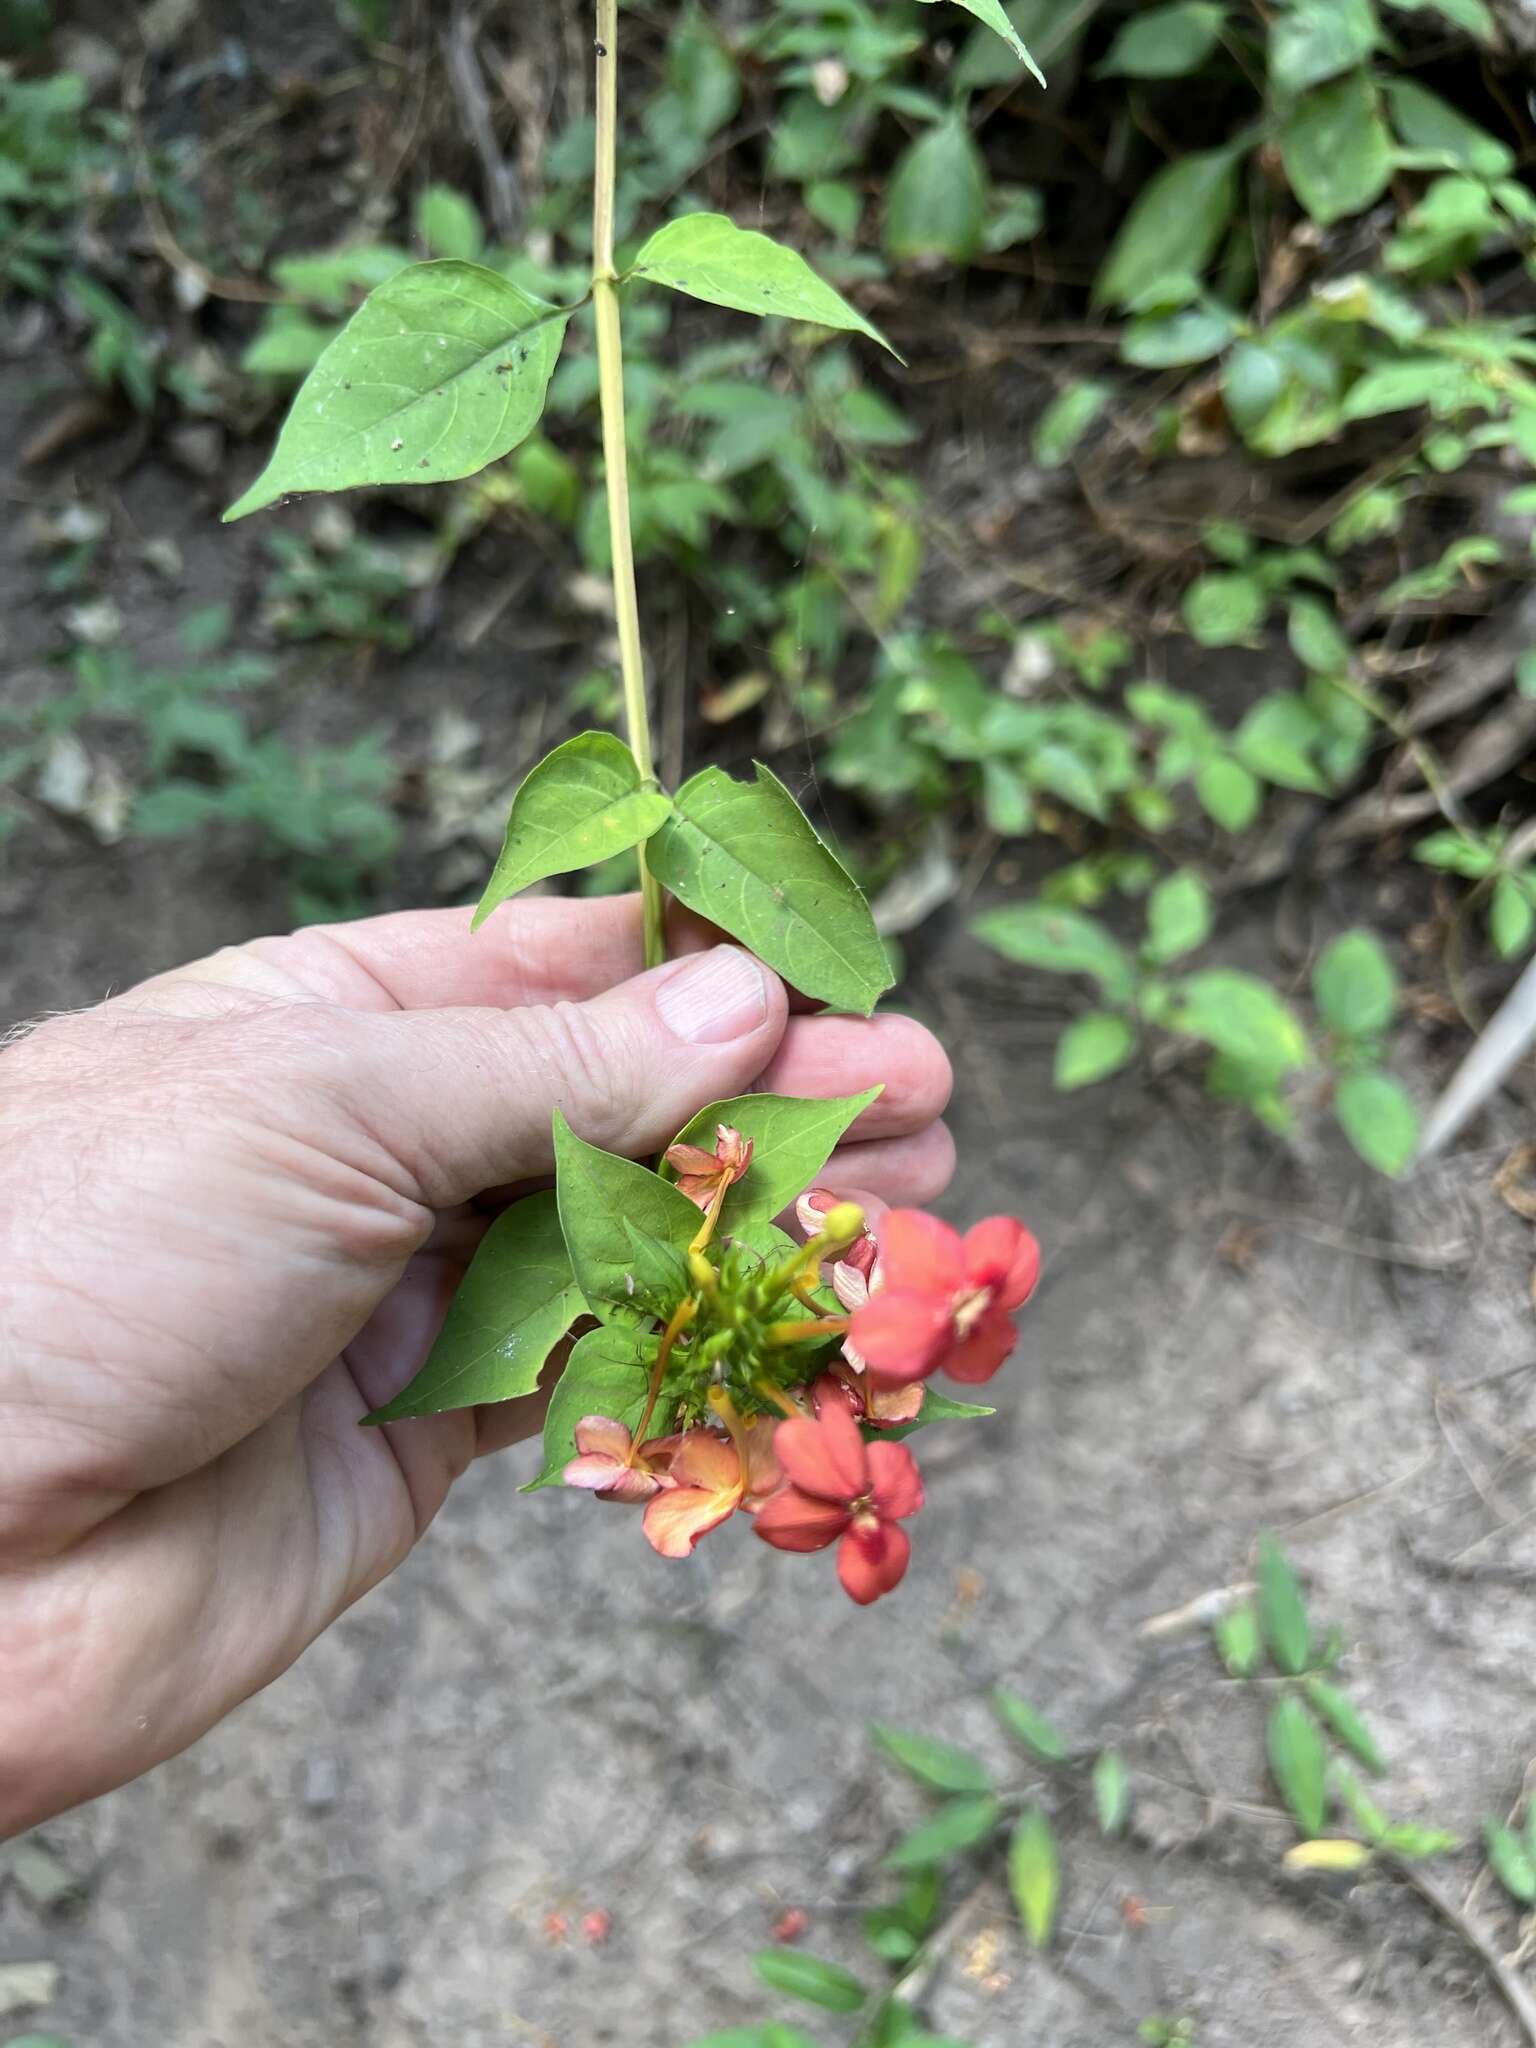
[796,1187,839,1238]
[866,1440,924,1521]
[642,1485,738,1558]
[774,1398,868,1503]
[739,1414,783,1501]
[879,1209,965,1296]
[573,1415,635,1462]
[666,1142,725,1177]
[836,1518,911,1604]
[940,1306,1017,1384]
[831,1261,870,1313]
[562,1454,662,1502]
[964,1217,1040,1309]
[669,1428,742,1492]
[753,1486,851,1553]
[848,1289,951,1381]
[868,1380,924,1427]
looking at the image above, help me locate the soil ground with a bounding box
[6,8,1536,2046]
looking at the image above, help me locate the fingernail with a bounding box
[655,946,770,1045]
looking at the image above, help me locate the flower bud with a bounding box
[818,1201,865,1248]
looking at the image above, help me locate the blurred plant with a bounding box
[683,1533,1459,2044]
[261,525,422,649]
[0,608,398,882]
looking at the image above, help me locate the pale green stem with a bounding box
[593,0,666,969]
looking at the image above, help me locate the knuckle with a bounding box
[524,999,637,1151]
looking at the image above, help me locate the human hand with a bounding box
[0,896,953,1834]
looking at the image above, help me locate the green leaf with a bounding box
[415,183,484,262]
[1414,828,1495,878]
[1383,0,1495,36]
[631,214,896,357]
[1485,1821,1536,1904]
[1172,971,1311,1075]
[473,733,673,929]
[1122,307,1236,369]
[667,3,742,139]
[1093,1750,1131,1835]
[1270,0,1379,93]
[753,1950,868,2014]
[647,763,893,1016]
[1234,694,1326,793]
[1332,1761,1391,1842]
[874,1727,993,1795]
[1268,1696,1328,1834]
[1303,1677,1385,1774]
[1095,148,1242,309]
[1384,77,1513,177]
[553,1111,702,1321]
[1279,72,1393,227]
[1032,380,1112,468]
[884,119,990,265]
[1054,1011,1136,1090]
[1288,597,1352,675]
[224,262,570,520]
[872,1391,997,1442]
[991,1687,1068,1761]
[1381,1821,1461,1858]
[971,904,1135,1004]
[1491,875,1536,959]
[363,1193,581,1421]
[663,1089,880,1229]
[525,1321,660,1491]
[1183,571,1266,647]
[1096,2,1224,78]
[1144,871,1213,966]
[1258,1536,1311,1674]
[919,0,1046,83]
[806,179,863,241]
[1196,757,1261,833]
[1213,1601,1261,1677]
[1008,1808,1060,1947]
[1313,931,1398,1037]
[1335,1072,1419,1177]
[885,1795,1002,1870]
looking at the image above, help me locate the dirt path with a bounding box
[4,891,1536,2047]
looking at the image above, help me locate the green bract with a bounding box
[224,262,570,519]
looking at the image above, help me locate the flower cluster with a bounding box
[561,1124,1039,1606]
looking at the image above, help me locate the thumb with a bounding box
[337,944,786,1207]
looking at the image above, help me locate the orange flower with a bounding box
[562,1416,669,1503]
[665,1123,754,1211]
[640,1415,780,1559]
[850,1212,1039,1387]
[754,1397,924,1605]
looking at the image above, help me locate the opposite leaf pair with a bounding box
[473,731,894,1017]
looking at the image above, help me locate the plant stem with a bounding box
[592,0,666,969]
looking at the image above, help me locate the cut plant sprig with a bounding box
[592,0,665,968]
[226,0,1045,1608]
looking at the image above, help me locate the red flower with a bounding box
[665,1123,754,1211]
[754,1397,924,1605]
[848,1211,1038,1387]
